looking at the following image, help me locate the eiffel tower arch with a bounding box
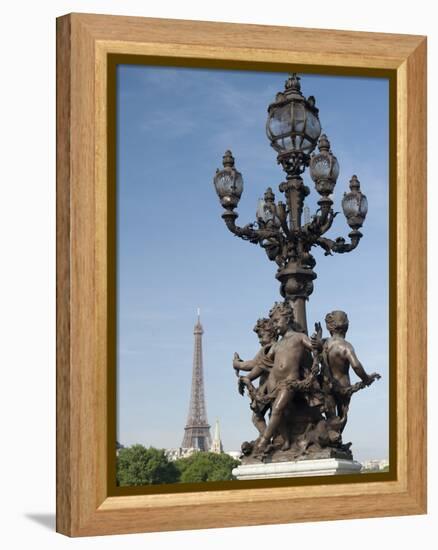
[181,312,212,451]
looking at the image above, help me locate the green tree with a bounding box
[116,445,180,486]
[175,452,240,483]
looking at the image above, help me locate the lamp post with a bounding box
[213,73,368,334]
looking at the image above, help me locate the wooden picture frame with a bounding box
[56,13,427,537]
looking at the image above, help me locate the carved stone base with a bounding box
[232,458,362,480]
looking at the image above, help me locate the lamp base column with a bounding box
[276,262,316,334]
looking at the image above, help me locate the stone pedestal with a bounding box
[232,458,362,480]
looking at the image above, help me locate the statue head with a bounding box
[325,310,349,336]
[269,301,295,336]
[241,441,254,456]
[253,317,277,345]
[314,418,342,447]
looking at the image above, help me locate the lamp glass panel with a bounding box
[342,194,360,217]
[305,111,321,140]
[331,157,340,180]
[359,195,368,216]
[311,156,331,180]
[292,102,305,133]
[268,104,293,137]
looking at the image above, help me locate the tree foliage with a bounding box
[116,445,180,486]
[116,445,240,486]
[174,452,240,483]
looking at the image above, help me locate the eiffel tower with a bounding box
[181,310,212,451]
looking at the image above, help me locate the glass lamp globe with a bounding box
[266,73,321,157]
[309,134,340,196]
[213,150,243,210]
[256,198,270,223]
[342,175,368,229]
[256,187,280,226]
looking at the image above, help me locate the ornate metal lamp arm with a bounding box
[317,209,338,236]
[221,211,259,242]
[311,175,368,256]
[316,229,363,256]
[306,208,337,239]
[221,210,285,246]
[316,175,368,254]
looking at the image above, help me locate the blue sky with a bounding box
[116,65,389,462]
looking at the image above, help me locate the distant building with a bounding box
[225,451,241,461]
[210,419,224,454]
[165,447,200,462]
[361,459,389,471]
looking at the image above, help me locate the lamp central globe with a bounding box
[266,73,321,157]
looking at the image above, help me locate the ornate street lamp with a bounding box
[212,73,368,333]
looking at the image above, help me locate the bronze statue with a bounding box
[255,302,315,453]
[233,318,277,436]
[317,311,381,432]
[236,304,381,463]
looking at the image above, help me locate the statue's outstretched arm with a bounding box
[301,323,324,352]
[233,348,266,373]
[233,352,260,372]
[346,345,377,384]
[234,359,257,372]
[301,334,315,352]
[244,365,266,382]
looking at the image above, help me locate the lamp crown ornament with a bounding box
[222,149,235,167]
[285,73,301,93]
[264,187,275,202]
[349,174,361,190]
[317,133,330,151]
